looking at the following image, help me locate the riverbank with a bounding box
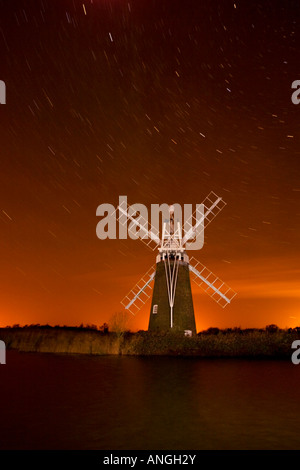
[0,326,298,358]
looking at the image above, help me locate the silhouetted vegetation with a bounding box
[3,323,110,333]
[0,324,299,358]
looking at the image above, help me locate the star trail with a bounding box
[0,0,299,330]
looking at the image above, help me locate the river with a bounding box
[0,351,299,450]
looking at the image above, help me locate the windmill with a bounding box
[118,192,236,335]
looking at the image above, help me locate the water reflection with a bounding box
[0,352,299,449]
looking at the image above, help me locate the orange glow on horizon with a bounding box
[1,252,299,332]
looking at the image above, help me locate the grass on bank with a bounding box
[0,323,299,358]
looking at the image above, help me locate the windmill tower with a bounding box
[118,192,236,335]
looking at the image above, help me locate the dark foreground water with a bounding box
[0,351,300,449]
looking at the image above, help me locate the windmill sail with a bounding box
[182,191,226,245]
[189,256,236,308]
[117,199,161,251]
[121,265,156,315]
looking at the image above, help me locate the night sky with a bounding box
[0,0,299,331]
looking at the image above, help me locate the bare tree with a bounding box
[109,311,131,336]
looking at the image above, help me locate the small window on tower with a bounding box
[152,304,158,314]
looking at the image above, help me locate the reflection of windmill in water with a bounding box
[118,192,236,335]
